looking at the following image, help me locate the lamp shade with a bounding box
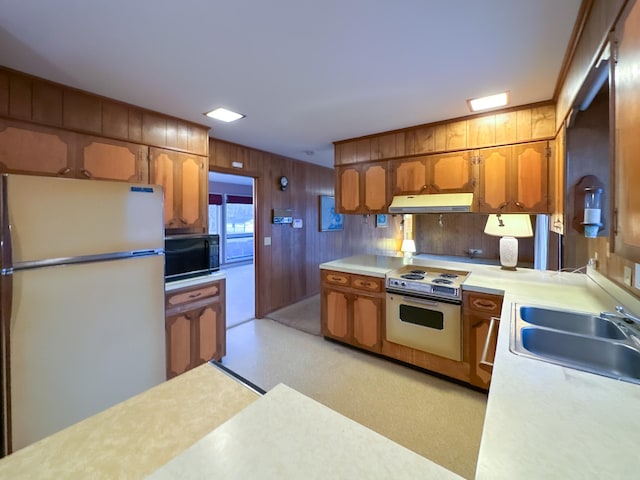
[484,214,533,238]
[401,239,416,253]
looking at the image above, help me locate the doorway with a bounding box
[208,172,256,328]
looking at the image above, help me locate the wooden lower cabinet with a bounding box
[322,269,506,390]
[321,271,383,353]
[463,291,504,390]
[165,279,226,379]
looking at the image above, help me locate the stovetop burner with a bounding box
[431,278,453,285]
[385,264,471,301]
[401,273,425,280]
[439,273,458,279]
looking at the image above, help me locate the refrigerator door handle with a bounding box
[0,175,13,276]
[0,174,13,455]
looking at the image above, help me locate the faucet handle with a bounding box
[613,305,640,326]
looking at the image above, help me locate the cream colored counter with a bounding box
[148,384,462,480]
[322,254,640,479]
[165,271,226,292]
[0,364,259,479]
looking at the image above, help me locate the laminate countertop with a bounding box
[321,254,640,479]
[0,363,460,480]
[0,364,259,479]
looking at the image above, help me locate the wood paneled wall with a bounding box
[414,215,535,264]
[0,67,209,156]
[210,139,405,317]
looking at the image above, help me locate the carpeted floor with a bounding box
[265,294,321,336]
[223,316,487,479]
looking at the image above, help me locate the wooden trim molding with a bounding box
[0,66,210,156]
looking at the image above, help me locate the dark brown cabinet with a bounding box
[165,279,226,379]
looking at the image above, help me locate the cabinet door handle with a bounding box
[473,299,497,310]
[188,292,203,299]
[480,316,500,370]
[513,201,523,209]
[57,167,71,176]
[80,168,92,179]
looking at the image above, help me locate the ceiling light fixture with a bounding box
[467,91,510,112]
[205,107,245,122]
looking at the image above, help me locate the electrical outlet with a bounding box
[635,263,640,289]
[623,266,632,286]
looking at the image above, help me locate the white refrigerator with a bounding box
[0,174,166,455]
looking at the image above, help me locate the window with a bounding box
[209,193,253,264]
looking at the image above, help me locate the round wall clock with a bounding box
[279,176,289,191]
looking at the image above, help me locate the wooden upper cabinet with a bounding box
[336,165,361,213]
[392,156,428,195]
[336,161,389,214]
[362,162,388,212]
[478,141,549,213]
[77,136,149,183]
[371,132,405,160]
[0,118,73,176]
[512,142,548,212]
[613,1,640,261]
[150,147,208,233]
[0,118,149,183]
[427,151,474,194]
[393,151,474,196]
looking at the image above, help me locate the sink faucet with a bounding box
[600,305,640,327]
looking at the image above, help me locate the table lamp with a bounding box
[484,214,533,270]
[401,239,416,259]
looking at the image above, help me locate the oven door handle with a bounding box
[402,296,440,306]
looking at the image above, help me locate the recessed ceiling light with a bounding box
[467,91,510,112]
[205,107,245,122]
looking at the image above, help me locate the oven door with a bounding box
[385,292,462,361]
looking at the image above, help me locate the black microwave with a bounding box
[164,234,220,282]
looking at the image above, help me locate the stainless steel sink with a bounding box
[520,327,640,381]
[519,306,627,340]
[511,304,640,385]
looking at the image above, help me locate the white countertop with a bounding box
[321,254,640,479]
[148,383,462,480]
[165,271,226,291]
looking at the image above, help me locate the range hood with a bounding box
[388,193,474,213]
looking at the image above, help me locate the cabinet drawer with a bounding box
[167,282,221,308]
[464,292,503,315]
[323,271,350,286]
[352,275,384,293]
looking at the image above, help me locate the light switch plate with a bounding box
[264,236,271,246]
[635,264,640,289]
[623,266,632,286]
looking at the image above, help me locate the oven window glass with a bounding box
[399,304,444,330]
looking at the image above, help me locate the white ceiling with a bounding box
[0,0,582,168]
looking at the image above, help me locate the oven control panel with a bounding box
[386,278,459,299]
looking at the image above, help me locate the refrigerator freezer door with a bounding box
[9,255,165,450]
[4,175,163,264]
